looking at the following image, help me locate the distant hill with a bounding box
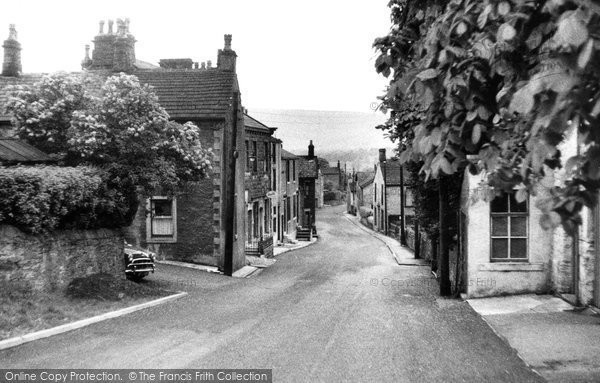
[248,108,391,154]
[318,147,396,172]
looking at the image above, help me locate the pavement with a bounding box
[343,212,428,266]
[0,205,542,382]
[468,294,600,382]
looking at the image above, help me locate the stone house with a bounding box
[244,113,278,257]
[280,149,299,241]
[347,171,374,216]
[372,149,413,237]
[459,132,600,306]
[322,161,344,191]
[79,20,247,274]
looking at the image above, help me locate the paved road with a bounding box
[0,205,543,382]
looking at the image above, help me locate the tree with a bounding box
[6,72,213,224]
[374,0,600,234]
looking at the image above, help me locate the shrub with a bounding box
[0,165,136,233]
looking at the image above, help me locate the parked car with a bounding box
[124,243,156,281]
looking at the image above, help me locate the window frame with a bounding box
[489,192,529,262]
[146,196,177,243]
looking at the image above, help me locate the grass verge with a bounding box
[0,273,174,341]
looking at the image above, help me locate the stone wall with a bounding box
[0,225,124,292]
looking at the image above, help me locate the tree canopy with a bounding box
[374,0,600,233]
[6,72,213,196]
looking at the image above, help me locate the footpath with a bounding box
[343,213,428,266]
[468,294,600,382]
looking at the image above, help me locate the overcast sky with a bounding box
[0,0,391,114]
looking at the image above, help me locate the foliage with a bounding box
[405,161,463,243]
[0,166,132,233]
[6,73,213,198]
[374,0,600,234]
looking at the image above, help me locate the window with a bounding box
[292,160,296,181]
[264,142,269,172]
[146,197,176,242]
[490,192,528,261]
[286,160,290,182]
[245,140,250,172]
[404,187,414,207]
[251,141,257,173]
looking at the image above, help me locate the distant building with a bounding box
[298,140,320,234]
[373,149,413,238]
[280,149,300,242]
[244,114,279,257]
[322,161,344,191]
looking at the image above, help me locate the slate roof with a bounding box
[281,149,298,160]
[0,138,53,163]
[322,167,340,175]
[134,69,236,120]
[298,156,318,178]
[0,68,236,122]
[244,113,271,133]
[357,171,375,188]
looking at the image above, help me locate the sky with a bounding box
[0,0,392,114]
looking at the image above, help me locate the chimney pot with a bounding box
[308,140,314,159]
[108,20,114,34]
[224,34,232,50]
[99,20,105,34]
[201,62,206,69]
[194,62,199,69]
[207,60,212,68]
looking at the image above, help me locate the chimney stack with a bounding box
[308,140,314,159]
[2,24,21,77]
[113,19,136,72]
[88,19,136,71]
[379,148,386,163]
[81,44,92,69]
[217,34,237,71]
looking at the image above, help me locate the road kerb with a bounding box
[0,291,187,351]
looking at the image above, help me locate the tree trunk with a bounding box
[439,177,451,296]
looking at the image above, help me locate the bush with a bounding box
[0,165,136,233]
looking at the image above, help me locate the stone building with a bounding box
[372,149,413,236]
[297,140,320,236]
[80,20,247,273]
[244,113,279,257]
[322,161,344,191]
[280,149,300,241]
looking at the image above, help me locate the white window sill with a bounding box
[477,263,545,272]
[147,237,177,244]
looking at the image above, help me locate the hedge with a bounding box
[0,165,136,233]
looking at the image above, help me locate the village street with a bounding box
[0,205,542,382]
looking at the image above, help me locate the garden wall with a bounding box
[0,225,124,292]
